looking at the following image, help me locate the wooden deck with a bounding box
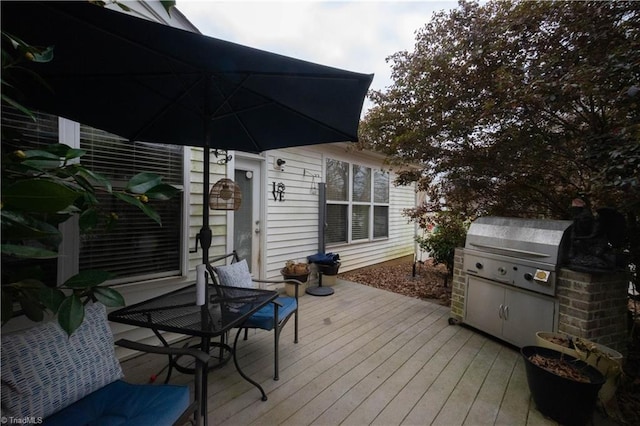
[121,279,613,425]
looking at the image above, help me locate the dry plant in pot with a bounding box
[573,337,624,410]
[535,331,624,409]
[281,260,309,296]
[522,346,605,426]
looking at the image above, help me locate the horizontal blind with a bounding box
[374,206,389,238]
[79,125,183,282]
[1,107,59,287]
[326,204,347,244]
[351,204,370,240]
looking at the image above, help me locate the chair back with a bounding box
[205,251,244,297]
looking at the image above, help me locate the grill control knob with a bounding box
[475,262,483,270]
[524,273,534,281]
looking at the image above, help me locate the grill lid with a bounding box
[465,216,573,265]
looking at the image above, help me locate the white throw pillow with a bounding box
[0,303,123,419]
[215,259,254,288]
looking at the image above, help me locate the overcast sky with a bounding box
[176,1,460,113]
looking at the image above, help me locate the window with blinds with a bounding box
[1,106,184,285]
[1,107,60,287]
[325,158,389,245]
[79,126,183,282]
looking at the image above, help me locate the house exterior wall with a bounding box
[262,143,417,285]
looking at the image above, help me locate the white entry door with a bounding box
[233,158,262,275]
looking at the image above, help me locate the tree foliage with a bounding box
[361,0,639,282]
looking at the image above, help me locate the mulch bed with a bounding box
[338,257,451,306]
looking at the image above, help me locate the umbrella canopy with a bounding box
[2,2,372,151]
[2,1,373,261]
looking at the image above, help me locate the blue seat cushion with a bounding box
[44,379,190,426]
[243,296,297,330]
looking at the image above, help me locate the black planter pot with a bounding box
[521,346,605,426]
[316,262,341,276]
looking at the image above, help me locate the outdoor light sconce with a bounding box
[275,158,286,171]
[272,182,286,202]
[213,149,232,164]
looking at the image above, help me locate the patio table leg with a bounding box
[233,327,268,401]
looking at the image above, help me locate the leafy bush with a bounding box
[415,211,468,276]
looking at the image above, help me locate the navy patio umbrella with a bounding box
[2,1,373,263]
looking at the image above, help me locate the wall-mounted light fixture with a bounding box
[275,158,286,171]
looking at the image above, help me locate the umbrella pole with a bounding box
[200,147,212,264]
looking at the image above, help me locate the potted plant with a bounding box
[535,331,580,358]
[574,337,624,408]
[535,331,623,407]
[281,260,309,296]
[522,345,605,426]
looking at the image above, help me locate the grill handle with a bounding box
[469,243,549,258]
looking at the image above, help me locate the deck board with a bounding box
[119,279,615,426]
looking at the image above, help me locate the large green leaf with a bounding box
[79,208,99,232]
[113,191,144,208]
[73,167,112,192]
[126,173,163,194]
[112,192,161,225]
[35,143,73,158]
[139,203,161,226]
[57,295,84,336]
[1,93,36,120]
[19,293,44,322]
[145,183,181,200]
[1,210,62,241]
[3,179,81,212]
[1,243,58,259]
[39,286,66,312]
[63,148,86,161]
[64,270,114,289]
[93,287,125,307]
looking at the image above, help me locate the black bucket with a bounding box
[521,346,605,426]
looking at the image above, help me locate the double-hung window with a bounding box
[78,125,184,283]
[1,107,185,286]
[325,158,389,245]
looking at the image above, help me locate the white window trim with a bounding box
[325,157,389,246]
[56,117,190,286]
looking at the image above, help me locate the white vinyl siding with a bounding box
[263,145,416,281]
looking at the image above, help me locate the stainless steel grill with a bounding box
[464,216,573,296]
[461,216,573,348]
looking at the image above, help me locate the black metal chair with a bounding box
[206,251,301,380]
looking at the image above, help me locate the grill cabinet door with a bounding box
[464,275,557,348]
[465,276,504,338]
[502,288,556,347]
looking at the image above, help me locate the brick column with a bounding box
[557,268,629,354]
[450,247,466,322]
